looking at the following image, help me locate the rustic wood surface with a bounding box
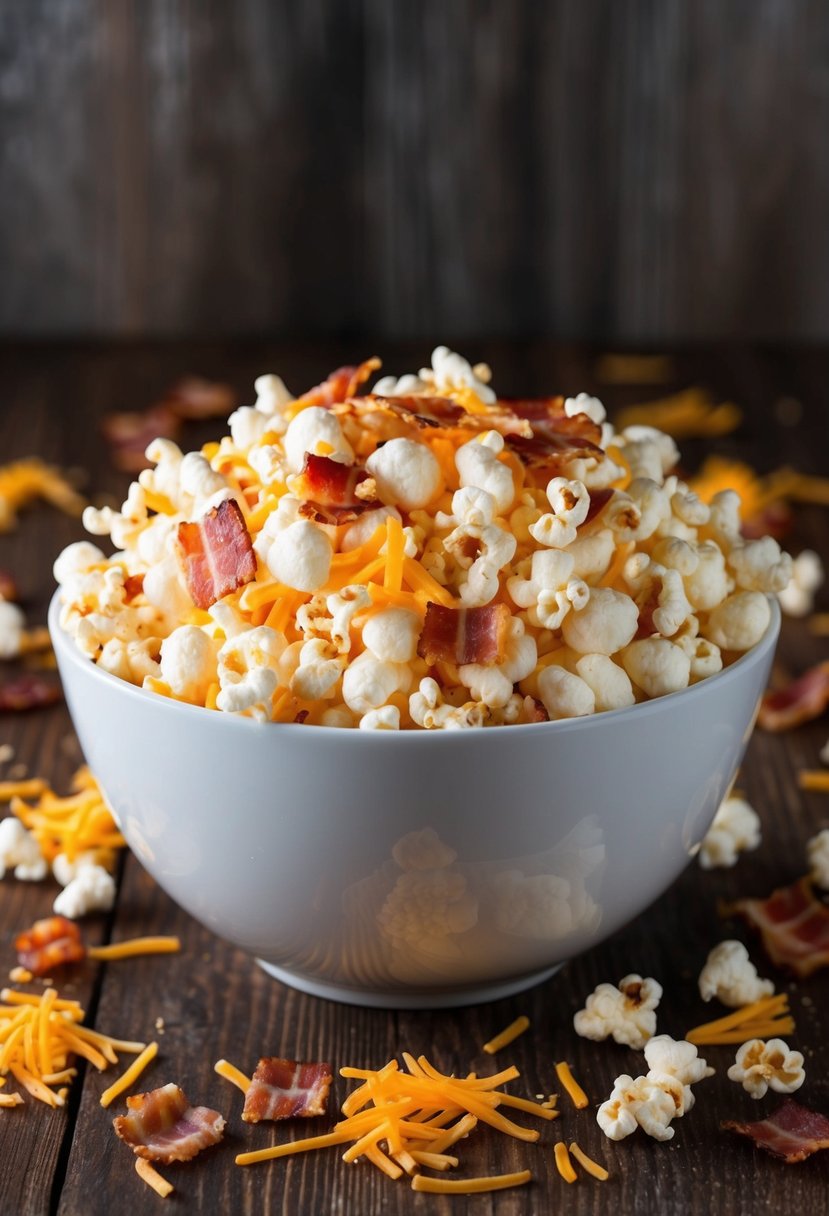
[2,2,829,343]
[0,340,827,1214]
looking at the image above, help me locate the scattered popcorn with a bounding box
[0,599,25,659]
[727,1038,805,1099]
[53,864,116,919]
[698,941,774,1008]
[0,817,49,881]
[698,795,761,869]
[807,829,829,889]
[574,974,662,1049]
[597,1034,714,1143]
[53,349,782,728]
[778,550,824,617]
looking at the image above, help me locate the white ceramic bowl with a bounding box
[49,592,780,1008]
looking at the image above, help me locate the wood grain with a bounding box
[2,3,829,341]
[0,339,827,1214]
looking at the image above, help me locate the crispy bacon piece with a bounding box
[177,499,257,610]
[242,1058,333,1123]
[0,674,62,712]
[295,358,380,408]
[740,499,793,541]
[723,1099,829,1163]
[101,404,181,473]
[500,396,603,445]
[163,376,237,421]
[726,876,829,978]
[15,916,86,976]
[758,661,829,731]
[293,453,377,526]
[113,1083,225,1163]
[418,602,511,667]
[581,487,614,528]
[123,573,145,602]
[504,429,604,479]
[0,569,19,601]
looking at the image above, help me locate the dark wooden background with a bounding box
[2,1,829,343]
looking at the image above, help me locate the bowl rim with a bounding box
[48,588,781,745]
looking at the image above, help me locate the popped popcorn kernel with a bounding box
[699,795,761,869]
[727,1038,805,1099]
[698,940,774,1008]
[574,973,662,1049]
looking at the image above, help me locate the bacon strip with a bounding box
[295,358,380,408]
[0,569,19,601]
[292,453,377,527]
[101,404,181,473]
[177,498,257,610]
[418,602,511,667]
[504,429,604,478]
[758,661,829,731]
[242,1058,333,1123]
[0,674,62,712]
[113,1083,225,1162]
[15,916,86,976]
[499,396,603,445]
[726,876,829,978]
[163,377,237,421]
[581,487,614,528]
[723,1099,829,1163]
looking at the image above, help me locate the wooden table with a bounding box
[1,341,827,1214]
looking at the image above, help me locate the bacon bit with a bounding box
[504,429,603,478]
[123,574,145,602]
[294,453,375,507]
[162,376,237,421]
[113,1083,225,1163]
[294,358,380,409]
[242,1058,333,1123]
[0,570,19,601]
[739,499,793,541]
[581,488,614,530]
[758,661,829,731]
[527,697,549,723]
[367,393,468,428]
[0,674,62,712]
[723,1099,829,1163]
[101,404,181,473]
[500,396,602,444]
[15,916,86,976]
[177,498,257,609]
[418,602,511,667]
[725,876,829,978]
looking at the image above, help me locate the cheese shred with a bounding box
[214,1058,251,1093]
[798,770,829,793]
[135,1158,174,1198]
[411,1170,532,1194]
[569,1141,609,1181]
[554,1062,589,1110]
[482,1015,530,1055]
[99,1041,158,1108]
[686,993,793,1045]
[554,1141,577,1183]
[88,937,181,962]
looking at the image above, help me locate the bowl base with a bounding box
[255,959,564,1009]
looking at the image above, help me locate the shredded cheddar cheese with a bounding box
[214,1058,251,1093]
[798,771,829,793]
[0,457,85,532]
[482,1015,530,1055]
[0,986,147,1108]
[554,1061,589,1110]
[554,1140,577,1183]
[135,1158,174,1198]
[686,993,794,1045]
[88,937,181,962]
[5,766,124,867]
[614,388,742,440]
[100,1041,159,1107]
[236,1053,555,1192]
[569,1141,609,1181]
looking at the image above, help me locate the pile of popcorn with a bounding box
[54,347,793,730]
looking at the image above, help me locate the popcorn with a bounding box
[574,974,662,1048]
[561,588,639,656]
[597,1074,681,1142]
[159,626,219,704]
[620,638,691,698]
[778,549,824,617]
[0,818,48,881]
[698,940,773,1007]
[53,864,116,919]
[644,1034,714,1091]
[727,1038,805,1099]
[807,828,829,888]
[698,795,761,869]
[0,599,25,659]
[455,432,515,514]
[283,406,353,472]
[366,438,442,510]
[54,350,783,729]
